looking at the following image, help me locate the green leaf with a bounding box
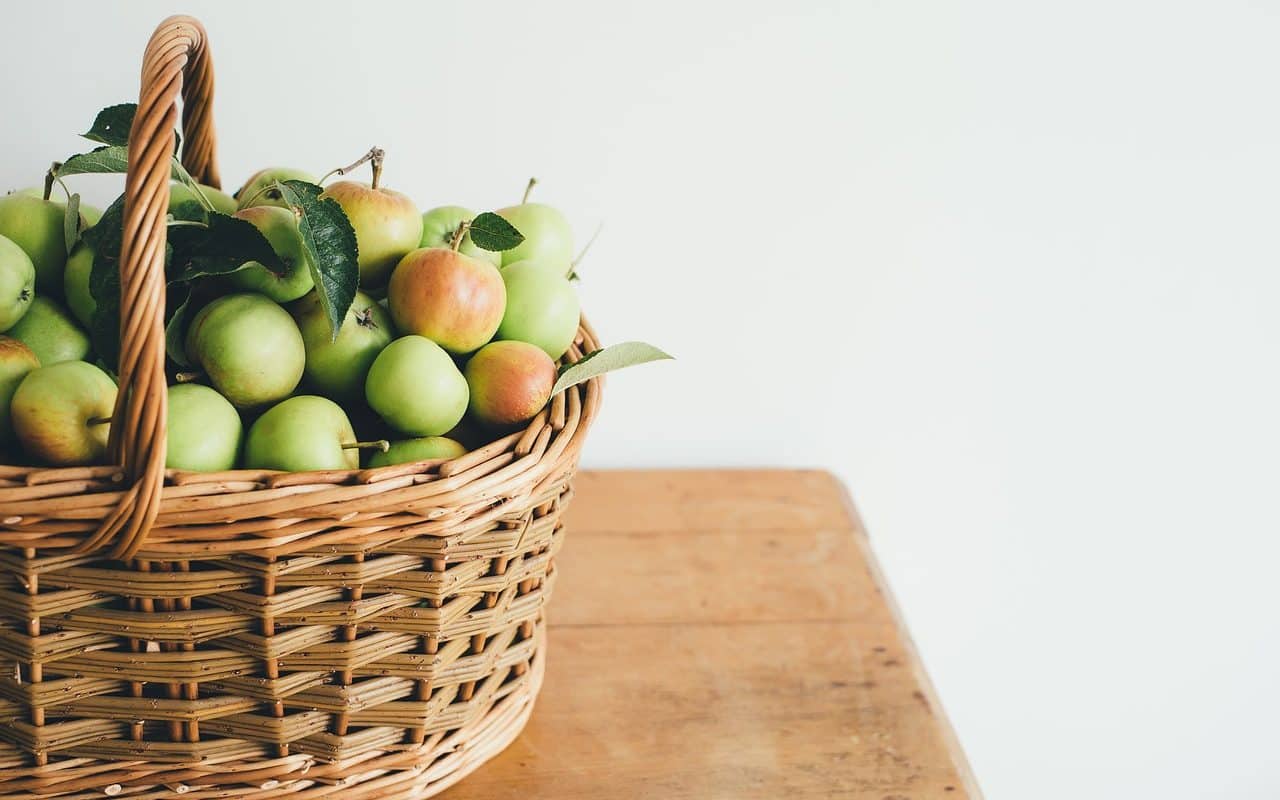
[167,212,283,282]
[551,341,673,396]
[83,195,126,368]
[56,146,191,184]
[63,193,81,252]
[274,180,358,340]
[165,284,194,368]
[169,200,207,223]
[469,212,525,252]
[83,104,136,146]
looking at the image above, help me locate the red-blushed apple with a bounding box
[321,180,423,287]
[464,340,557,429]
[0,336,39,447]
[387,247,506,354]
[11,360,116,466]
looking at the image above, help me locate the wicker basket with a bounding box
[0,15,601,798]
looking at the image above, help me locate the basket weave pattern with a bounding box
[0,16,600,798]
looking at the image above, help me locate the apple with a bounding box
[495,201,574,269]
[8,297,90,365]
[184,292,305,408]
[293,290,393,402]
[387,248,505,354]
[243,394,361,472]
[229,205,316,302]
[11,360,116,466]
[235,167,318,210]
[63,244,95,327]
[0,192,67,295]
[0,336,39,447]
[366,436,466,468]
[169,181,238,219]
[14,188,102,227]
[0,234,35,331]
[320,180,422,287]
[496,259,580,359]
[419,206,500,267]
[167,383,242,472]
[365,335,468,436]
[465,340,556,429]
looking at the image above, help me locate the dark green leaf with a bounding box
[56,145,189,182]
[63,193,81,252]
[469,212,525,252]
[552,341,673,396]
[167,212,283,282]
[169,200,208,223]
[165,284,194,368]
[82,104,136,146]
[275,180,358,340]
[83,196,126,368]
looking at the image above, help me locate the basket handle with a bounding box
[81,16,220,559]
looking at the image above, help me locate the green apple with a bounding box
[365,335,468,436]
[235,167,318,210]
[184,292,305,408]
[293,290,393,402]
[166,383,242,472]
[16,188,103,227]
[465,340,557,429]
[320,180,422,287]
[228,205,316,302]
[0,336,40,447]
[419,206,500,267]
[169,181,238,219]
[496,259,581,359]
[387,248,506,354]
[8,297,90,365]
[0,192,67,295]
[494,202,573,268]
[0,234,35,332]
[243,395,360,472]
[11,360,116,466]
[366,436,466,468]
[63,244,95,327]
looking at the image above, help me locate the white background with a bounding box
[3,2,1279,797]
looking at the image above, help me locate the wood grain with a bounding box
[439,469,981,799]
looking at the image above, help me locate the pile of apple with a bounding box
[0,149,593,473]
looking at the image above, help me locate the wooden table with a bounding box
[440,470,981,799]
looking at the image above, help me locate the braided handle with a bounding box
[82,16,220,559]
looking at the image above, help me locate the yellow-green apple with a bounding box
[8,298,90,365]
[495,201,573,268]
[419,206,500,266]
[0,336,39,447]
[0,192,66,294]
[166,383,242,472]
[365,335,468,436]
[387,248,505,354]
[366,436,466,468]
[14,188,102,226]
[0,234,35,331]
[320,180,422,287]
[11,360,116,465]
[292,290,393,402]
[63,244,95,327]
[169,181,237,218]
[496,259,580,358]
[465,340,556,429]
[184,292,305,407]
[235,167,317,210]
[229,205,316,302]
[243,394,364,472]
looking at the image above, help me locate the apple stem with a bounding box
[522,177,537,204]
[174,371,204,384]
[321,147,385,188]
[449,220,469,252]
[43,166,58,202]
[87,416,112,427]
[342,440,391,453]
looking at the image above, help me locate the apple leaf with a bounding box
[83,195,126,368]
[274,180,358,340]
[63,193,82,252]
[169,200,208,223]
[56,145,130,177]
[469,212,524,252]
[167,212,284,282]
[82,104,136,147]
[165,284,194,368]
[551,341,673,396]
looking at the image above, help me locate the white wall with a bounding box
[3,2,1278,797]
